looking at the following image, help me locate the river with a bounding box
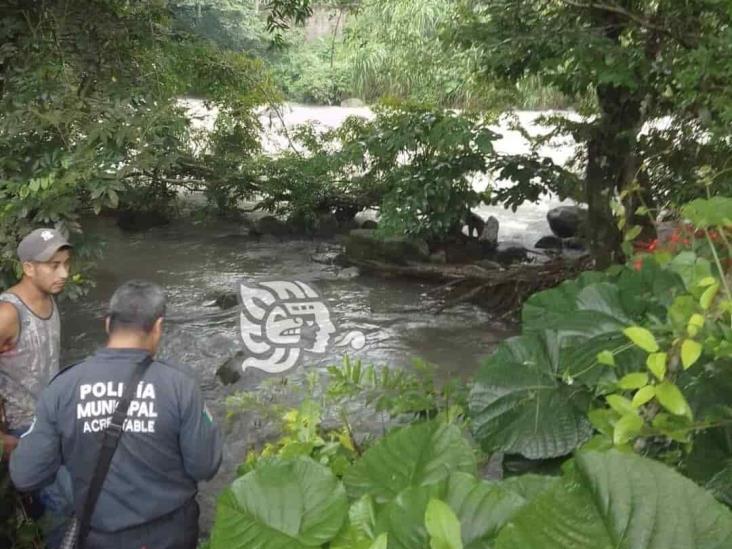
[59,103,575,529]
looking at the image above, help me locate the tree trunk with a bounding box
[585,84,642,267]
[585,4,645,268]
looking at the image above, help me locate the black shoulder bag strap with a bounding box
[77,355,153,547]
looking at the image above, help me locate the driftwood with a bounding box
[349,256,593,316]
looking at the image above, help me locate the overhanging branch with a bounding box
[558,0,694,48]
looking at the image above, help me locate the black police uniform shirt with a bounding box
[9,347,223,533]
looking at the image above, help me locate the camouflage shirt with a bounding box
[0,292,60,428]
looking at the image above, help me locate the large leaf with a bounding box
[331,496,379,549]
[682,197,732,228]
[344,421,476,503]
[559,330,645,386]
[425,499,463,549]
[375,483,443,549]
[496,450,732,549]
[375,473,531,549]
[469,333,592,459]
[499,474,558,502]
[616,261,685,314]
[524,281,646,386]
[706,461,732,507]
[521,272,609,330]
[444,473,527,548]
[210,457,348,549]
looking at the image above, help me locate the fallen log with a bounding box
[349,256,593,315]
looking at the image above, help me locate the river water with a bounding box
[59,103,575,528]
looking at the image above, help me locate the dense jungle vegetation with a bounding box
[2,1,732,548]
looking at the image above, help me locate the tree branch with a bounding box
[558,0,693,48]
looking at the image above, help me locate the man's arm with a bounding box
[178,380,223,481]
[0,302,20,458]
[9,388,61,491]
[0,301,19,354]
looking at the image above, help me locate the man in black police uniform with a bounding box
[10,280,222,549]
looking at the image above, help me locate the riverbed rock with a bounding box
[216,352,244,385]
[345,229,430,265]
[251,215,292,238]
[494,242,530,265]
[341,97,366,108]
[311,251,340,265]
[534,235,563,249]
[547,206,587,238]
[334,267,360,279]
[213,292,239,310]
[117,209,170,232]
[479,215,499,250]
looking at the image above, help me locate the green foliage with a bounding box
[470,332,594,459]
[325,357,468,421]
[268,34,351,105]
[343,421,476,503]
[0,465,42,549]
[212,401,732,548]
[210,457,348,548]
[470,199,732,478]
[447,1,732,264]
[258,105,497,241]
[171,1,271,54]
[0,0,273,285]
[342,0,480,108]
[495,450,732,549]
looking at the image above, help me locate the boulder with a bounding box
[547,206,587,238]
[213,292,239,310]
[340,97,366,108]
[534,235,563,250]
[345,229,430,265]
[478,215,499,250]
[216,352,244,385]
[494,242,529,265]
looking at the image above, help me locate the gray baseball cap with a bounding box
[17,228,72,262]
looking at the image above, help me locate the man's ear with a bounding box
[153,317,164,336]
[21,261,35,278]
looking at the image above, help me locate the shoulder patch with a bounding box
[202,403,213,425]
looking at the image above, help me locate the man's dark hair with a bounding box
[108,280,166,333]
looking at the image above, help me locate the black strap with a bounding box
[77,355,153,547]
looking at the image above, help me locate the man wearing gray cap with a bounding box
[0,228,72,444]
[0,227,72,547]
